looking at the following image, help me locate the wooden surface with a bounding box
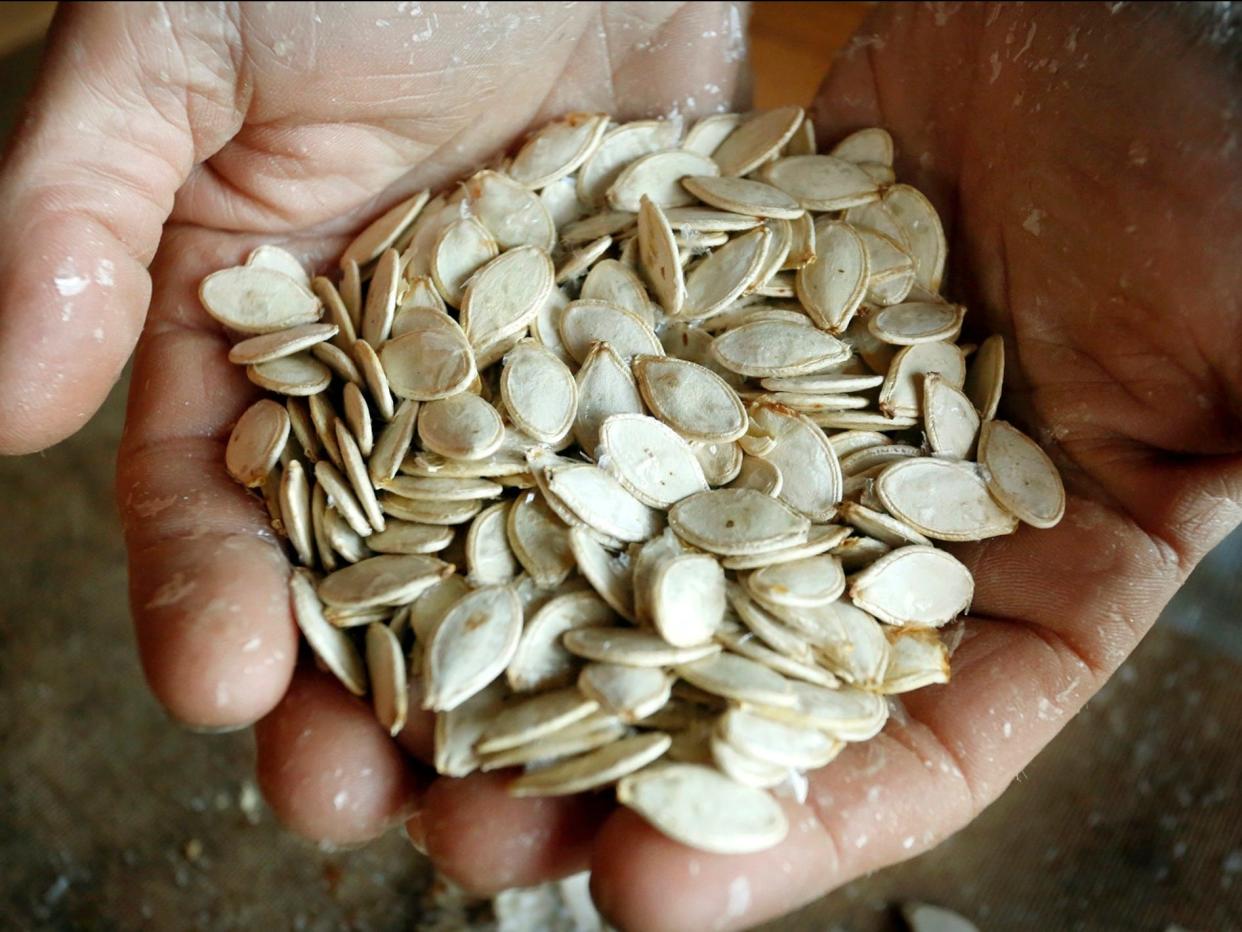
[750,1,870,107]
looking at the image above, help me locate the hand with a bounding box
[1,4,1237,932]
[588,4,1242,930]
[0,0,753,911]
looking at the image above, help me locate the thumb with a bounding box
[0,3,240,454]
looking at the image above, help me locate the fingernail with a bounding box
[405,809,428,855]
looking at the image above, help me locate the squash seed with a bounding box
[573,343,644,457]
[361,248,400,345]
[634,355,748,443]
[682,175,803,219]
[849,545,973,627]
[683,113,742,157]
[747,554,845,609]
[796,220,868,332]
[581,258,652,319]
[617,763,789,854]
[923,373,980,459]
[607,150,719,211]
[562,627,720,667]
[670,488,810,556]
[598,414,708,509]
[478,687,600,754]
[340,190,429,267]
[459,246,554,348]
[430,217,498,307]
[650,553,727,647]
[578,119,682,206]
[290,569,367,696]
[418,393,505,462]
[508,111,609,190]
[509,731,670,797]
[713,105,804,176]
[464,170,556,252]
[881,629,951,694]
[368,399,420,485]
[366,622,408,736]
[683,227,772,319]
[579,663,674,723]
[712,317,851,378]
[228,323,339,365]
[247,353,332,396]
[225,399,290,487]
[760,155,879,211]
[719,707,841,770]
[508,590,614,692]
[637,195,685,316]
[559,300,662,364]
[279,459,314,566]
[423,584,522,711]
[963,333,1005,421]
[200,266,322,334]
[977,419,1066,528]
[876,458,1019,541]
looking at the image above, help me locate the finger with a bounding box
[117,226,298,729]
[590,618,1093,932]
[255,664,425,845]
[417,772,613,894]
[0,4,240,453]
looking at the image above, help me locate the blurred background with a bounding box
[0,3,1239,930]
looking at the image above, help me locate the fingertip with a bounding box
[590,801,834,932]
[422,772,611,894]
[131,532,296,729]
[0,214,148,454]
[255,665,423,845]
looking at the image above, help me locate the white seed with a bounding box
[607,150,720,211]
[200,266,322,334]
[669,489,810,556]
[598,414,708,509]
[713,105,804,176]
[290,569,367,696]
[509,731,671,797]
[978,419,1066,528]
[366,622,408,736]
[617,763,789,854]
[877,458,1019,541]
[423,584,522,711]
[225,399,290,487]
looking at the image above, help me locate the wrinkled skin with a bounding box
[0,3,1238,930]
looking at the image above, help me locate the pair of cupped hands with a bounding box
[0,3,1237,929]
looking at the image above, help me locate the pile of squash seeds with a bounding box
[203,106,1066,855]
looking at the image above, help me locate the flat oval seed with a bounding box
[340,190,429,267]
[228,323,339,365]
[924,373,980,460]
[367,520,455,555]
[380,493,484,526]
[418,393,505,462]
[279,459,314,565]
[598,414,708,509]
[573,343,644,457]
[608,150,720,211]
[579,663,674,723]
[509,731,671,798]
[247,353,332,395]
[978,419,1066,528]
[849,545,974,627]
[567,526,637,620]
[682,175,803,219]
[710,733,789,788]
[879,341,966,419]
[634,355,747,444]
[465,501,518,585]
[434,679,507,778]
[760,155,879,211]
[459,246,554,347]
[720,524,851,570]
[713,105,804,176]
[796,220,868,332]
[431,217,499,307]
[683,227,772,319]
[200,266,322,334]
[651,552,726,647]
[464,170,556,251]
[712,318,850,378]
[563,627,721,667]
[508,111,609,189]
[669,488,810,556]
[617,763,788,854]
[318,554,451,609]
[361,248,399,345]
[963,333,1005,421]
[581,258,652,319]
[423,585,523,711]
[882,184,947,291]
[506,492,575,590]
[548,463,664,543]
[689,439,744,486]
[500,340,577,444]
[750,403,842,521]
[366,622,408,736]
[290,569,367,696]
[748,554,845,609]
[508,590,614,691]
[369,399,420,485]
[379,312,476,402]
[225,399,290,487]
[352,339,395,420]
[877,458,1019,541]
[720,707,841,770]
[683,113,742,156]
[881,629,951,694]
[676,652,796,707]
[559,300,662,364]
[637,195,685,316]
[831,127,894,165]
[478,687,600,754]
[869,301,964,345]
